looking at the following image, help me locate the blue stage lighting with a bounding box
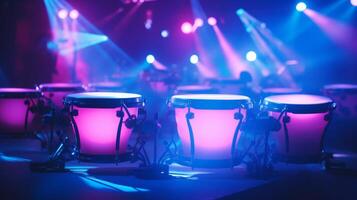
[245,51,257,62]
[190,54,199,64]
[146,54,155,64]
[296,2,307,12]
[236,9,244,16]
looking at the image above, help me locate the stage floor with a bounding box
[1,138,357,200]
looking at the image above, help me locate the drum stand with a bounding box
[243,114,281,177]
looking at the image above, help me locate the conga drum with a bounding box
[87,82,123,92]
[170,94,251,167]
[0,88,41,135]
[38,83,85,108]
[262,94,335,163]
[323,84,357,152]
[64,92,144,162]
[175,85,217,94]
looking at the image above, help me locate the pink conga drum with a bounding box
[38,83,85,109]
[262,94,335,163]
[170,94,251,167]
[323,84,357,151]
[0,88,41,135]
[64,92,144,162]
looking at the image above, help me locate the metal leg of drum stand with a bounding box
[30,136,70,172]
[116,107,125,165]
[231,108,243,168]
[24,99,31,137]
[185,106,195,169]
[69,105,80,160]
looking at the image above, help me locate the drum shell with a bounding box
[269,111,329,161]
[73,106,138,156]
[174,107,246,161]
[0,98,36,134]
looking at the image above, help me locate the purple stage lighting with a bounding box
[57,9,68,19]
[161,30,169,38]
[181,22,193,34]
[69,9,79,19]
[207,17,217,26]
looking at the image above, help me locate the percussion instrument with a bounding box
[170,94,251,167]
[262,94,335,163]
[64,92,144,162]
[0,88,41,134]
[38,83,85,108]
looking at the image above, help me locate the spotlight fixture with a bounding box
[190,54,199,64]
[57,9,68,19]
[351,0,357,6]
[69,9,79,20]
[207,17,217,26]
[181,22,193,34]
[296,2,307,12]
[146,54,155,64]
[245,51,257,62]
[161,30,169,38]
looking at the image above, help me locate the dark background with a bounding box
[0,0,356,88]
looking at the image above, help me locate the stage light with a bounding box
[69,9,79,20]
[351,0,357,6]
[296,2,307,12]
[245,51,257,62]
[181,22,193,34]
[146,54,155,64]
[236,8,244,16]
[207,17,217,26]
[194,18,204,27]
[161,30,169,38]
[190,54,199,64]
[57,9,68,19]
[145,19,152,30]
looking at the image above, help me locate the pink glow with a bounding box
[271,111,328,158]
[351,0,357,6]
[58,9,68,19]
[194,18,204,27]
[175,108,245,160]
[0,99,35,134]
[265,94,332,105]
[69,9,79,20]
[212,26,248,78]
[74,106,137,155]
[304,9,357,53]
[207,17,217,26]
[149,81,168,93]
[173,94,248,160]
[152,60,168,70]
[181,22,193,34]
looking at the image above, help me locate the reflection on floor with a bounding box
[0,138,357,200]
